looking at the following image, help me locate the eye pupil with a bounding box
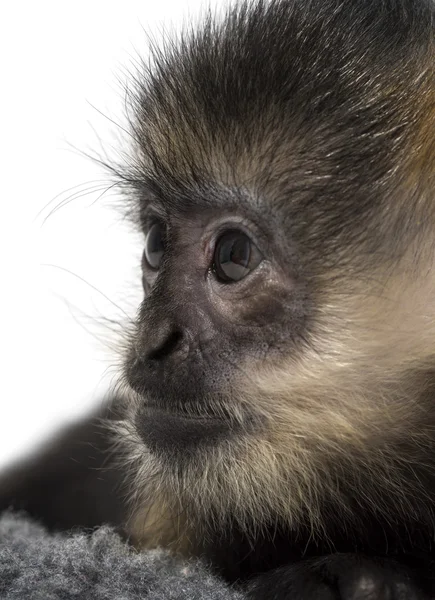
[213,230,262,283]
[144,222,165,270]
[219,235,250,276]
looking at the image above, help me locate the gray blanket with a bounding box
[0,512,245,599]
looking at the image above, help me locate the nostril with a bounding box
[147,328,184,361]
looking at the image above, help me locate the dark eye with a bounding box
[144,221,166,270]
[213,230,263,283]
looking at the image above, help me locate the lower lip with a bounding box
[136,406,230,451]
[143,405,218,420]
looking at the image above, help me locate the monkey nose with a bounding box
[138,319,188,363]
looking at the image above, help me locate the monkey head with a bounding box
[114,0,435,545]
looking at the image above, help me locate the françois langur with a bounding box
[1,0,435,598]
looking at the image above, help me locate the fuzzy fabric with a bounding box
[0,512,245,600]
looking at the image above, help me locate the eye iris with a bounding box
[144,222,165,270]
[219,234,250,277]
[214,230,261,282]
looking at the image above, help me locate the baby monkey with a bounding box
[2,0,435,598]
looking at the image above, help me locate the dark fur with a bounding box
[2,1,435,598]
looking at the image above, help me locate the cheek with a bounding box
[235,290,311,356]
[240,291,288,325]
[213,281,296,325]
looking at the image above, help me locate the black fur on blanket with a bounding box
[0,512,245,600]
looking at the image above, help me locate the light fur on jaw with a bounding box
[109,245,435,554]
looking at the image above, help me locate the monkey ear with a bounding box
[0,406,127,532]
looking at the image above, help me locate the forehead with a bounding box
[125,0,433,252]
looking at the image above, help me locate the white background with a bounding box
[0,0,223,469]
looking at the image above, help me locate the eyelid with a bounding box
[141,205,168,232]
[204,217,265,257]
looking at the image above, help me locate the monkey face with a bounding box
[125,196,309,453]
[117,0,435,536]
